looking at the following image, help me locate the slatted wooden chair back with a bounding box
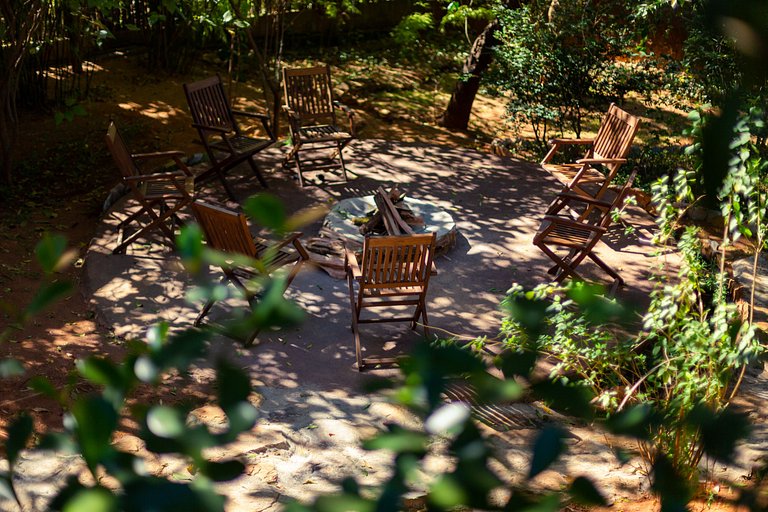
[105,122,140,180]
[282,65,336,126]
[590,103,641,162]
[184,75,237,135]
[191,201,258,258]
[359,234,436,292]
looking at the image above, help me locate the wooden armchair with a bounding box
[104,121,195,254]
[282,64,354,187]
[541,103,640,203]
[183,75,276,200]
[533,170,637,294]
[345,233,437,370]
[191,200,310,346]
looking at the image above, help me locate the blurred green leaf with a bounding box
[72,397,118,472]
[146,406,185,439]
[77,357,128,406]
[568,476,607,506]
[651,455,690,512]
[243,194,287,232]
[6,414,33,466]
[201,460,245,482]
[502,294,549,339]
[605,404,656,440]
[532,380,594,420]
[122,477,225,511]
[497,350,537,379]
[35,233,67,274]
[28,376,59,400]
[62,486,118,512]
[216,359,250,410]
[313,494,375,512]
[687,404,751,463]
[0,358,24,377]
[363,425,428,454]
[177,224,205,275]
[528,426,566,479]
[26,280,72,317]
[0,473,18,504]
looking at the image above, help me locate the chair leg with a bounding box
[113,199,184,254]
[195,275,228,326]
[420,302,431,339]
[347,272,364,370]
[247,156,268,188]
[337,141,349,182]
[294,151,305,188]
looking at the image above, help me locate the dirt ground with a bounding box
[0,51,748,511]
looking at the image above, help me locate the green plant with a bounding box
[490,0,638,148]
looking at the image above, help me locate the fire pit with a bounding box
[323,194,457,253]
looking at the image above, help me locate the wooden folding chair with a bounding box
[541,103,640,203]
[104,121,195,254]
[533,170,638,294]
[282,64,354,187]
[191,200,310,346]
[345,233,437,370]
[183,75,275,200]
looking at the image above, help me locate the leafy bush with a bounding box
[490,0,638,148]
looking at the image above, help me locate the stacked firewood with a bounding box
[358,186,424,236]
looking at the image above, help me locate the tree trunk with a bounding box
[438,20,499,131]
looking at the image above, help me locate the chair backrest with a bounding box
[359,233,436,290]
[191,201,259,257]
[591,103,641,161]
[282,65,336,126]
[184,75,237,135]
[105,121,140,180]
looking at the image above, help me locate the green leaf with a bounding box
[201,460,245,482]
[569,476,607,506]
[146,406,186,439]
[77,357,128,404]
[0,358,24,377]
[63,486,118,512]
[363,425,428,454]
[177,224,205,275]
[26,280,72,316]
[122,477,225,511]
[497,350,537,379]
[28,376,59,400]
[243,194,287,232]
[314,494,376,512]
[532,380,594,420]
[216,359,250,410]
[687,405,751,463]
[6,414,33,466]
[72,397,118,471]
[605,404,656,440]
[528,426,566,479]
[38,432,78,453]
[0,473,19,504]
[35,234,68,274]
[651,456,690,512]
[429,474,467,508]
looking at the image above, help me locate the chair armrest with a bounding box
[232,110,269,120]
[132,150,185,160]
[132,151,193,177]
[191,123,230,134]
[123,170,189,182]
[556,192,613,209]
[548,138,594,145]
[541,138,594,164]
[333,101,355,136]
[345,247,362,279]
[542,215,607,234]
[575,157,627,165]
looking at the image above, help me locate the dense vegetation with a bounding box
[2,0,768,510]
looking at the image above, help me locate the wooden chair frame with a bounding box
[345,233,436,370]
[541,103,640,203]
[191,200,310,346]
[183,75,276,200]
[533,170,638,294]
[104,121,195,254]
[282,64,355,187]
